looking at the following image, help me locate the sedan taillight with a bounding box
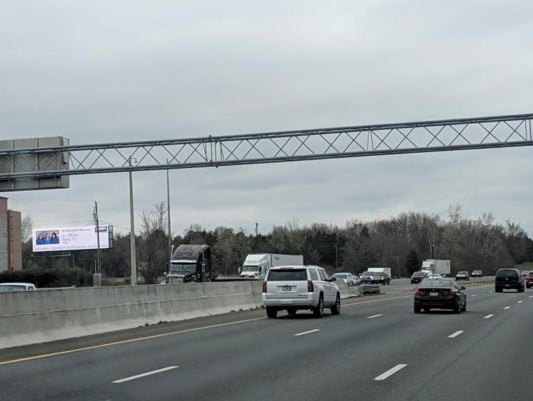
[307,280,314,292]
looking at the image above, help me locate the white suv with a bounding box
[262,265,340,318]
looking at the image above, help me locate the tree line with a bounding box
[21,203,533,284]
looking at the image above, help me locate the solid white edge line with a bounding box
[448,330,464,338]
[294,329,320,337]
[112,366,179,384]
[484,314,494,319]
[504,306,511,310]
[367,314,383,319]
[374,364,407,381]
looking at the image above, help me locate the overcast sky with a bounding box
[2,0,533,238]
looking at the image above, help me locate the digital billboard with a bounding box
[32,225,113,252]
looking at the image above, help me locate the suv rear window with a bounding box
[267,269,307,281]
[496,270,518,279]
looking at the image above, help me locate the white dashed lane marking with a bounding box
[448,330,464,338]
[367,314,383,319]
[374,364,407,381]
[112,366,179,384]
[294,329,320,337]
[484,314,494,319]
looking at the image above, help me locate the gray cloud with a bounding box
[2,1,533,236]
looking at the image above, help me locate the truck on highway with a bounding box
[239,253,304,279]
[421,259,451,277]
[166,244,215,284]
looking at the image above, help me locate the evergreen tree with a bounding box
[405,249,420,275]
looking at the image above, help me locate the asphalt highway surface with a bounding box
[1,279,531,401]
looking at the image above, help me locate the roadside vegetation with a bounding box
[17,203,533,285]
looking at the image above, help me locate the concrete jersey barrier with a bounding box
[0,281,263,349]
[0,279,363,350]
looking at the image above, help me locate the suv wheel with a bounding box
[266,307,277,319]
[414,305,421,314]
[331,294,341,315]
[313,296,324,318]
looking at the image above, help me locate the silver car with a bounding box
[332,272,358,286]
[262,265,340,318]
[0,282,37,292]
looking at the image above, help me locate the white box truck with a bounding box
[421,259,451,277]
[240,253,304,279]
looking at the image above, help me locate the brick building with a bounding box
[0,196,22,272]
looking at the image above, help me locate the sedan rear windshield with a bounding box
[419,278,454,288]
[267,269,307,281]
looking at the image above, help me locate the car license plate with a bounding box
[282,285,292,291]
[430,292,439,296]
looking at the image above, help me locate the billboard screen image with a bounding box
[32,225,113,252]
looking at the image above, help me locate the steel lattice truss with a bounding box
[1,113,532,180]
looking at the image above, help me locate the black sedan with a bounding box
[410,271,428,284]
[414,278,467,313]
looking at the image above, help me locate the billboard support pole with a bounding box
[92,201,102,286]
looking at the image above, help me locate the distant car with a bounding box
[410,271,428,284]
[262,265,340,318]
[471,270,483,278]
[526,272,533,289]
[359,271,375,284]
[455,271,470,281]
[332,272,358,286]
[0,282,37,292]
[414,277,467,313]
[495,268,524,292]
[360,271,390,285]
[371,272,391,285]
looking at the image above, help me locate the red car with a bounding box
[526,271,533,289]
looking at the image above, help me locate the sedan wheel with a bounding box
[453,298,461,314]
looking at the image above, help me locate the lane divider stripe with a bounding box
[112,366,179,384]
[294,329,320,337]
[374,364,407,381]
[448,330,464,338]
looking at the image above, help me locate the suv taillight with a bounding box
[262,281,267,293]
[307,280,314,292]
